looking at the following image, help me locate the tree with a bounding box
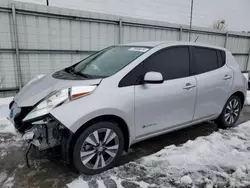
[213,19,227,30]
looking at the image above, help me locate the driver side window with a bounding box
[143,46,190,80]
[119,46,190,87]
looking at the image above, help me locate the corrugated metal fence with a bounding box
[0,0,250,97]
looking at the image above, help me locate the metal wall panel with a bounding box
[227,36,250,54]
[0,53,17,88]
[123,26,180,43]
[0,12,13,49]
[19,53,89,85]
[0,0,249,96]
[0,90,17,98]
[190,33,225,47]
[17,14,119,51]
[181,31,189,41]
[234,55,248,71]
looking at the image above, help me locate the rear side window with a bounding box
[217,50,226,68]
[194,47,218,74]
[143,47,190,80]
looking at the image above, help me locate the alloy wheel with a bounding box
[224,99,240,125]
[80,128,119,169]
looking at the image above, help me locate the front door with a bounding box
[134,46,197,139]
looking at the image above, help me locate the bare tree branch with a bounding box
[213,19,227,30]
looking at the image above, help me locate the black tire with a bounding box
[73,121,124,175]
[215,95,242,129]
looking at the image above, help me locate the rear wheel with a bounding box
[73,121,124,175]
[215,95,242,129]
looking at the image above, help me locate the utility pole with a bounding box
[189,0,194,41]
[46,0,49,6]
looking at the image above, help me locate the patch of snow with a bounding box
[67,178,89,188]
[0,138,23,149]
[0,122,16,135]
[0,172,7,184]
[0,97,13,106]
[18,164,25,169]
[245,91,250,105]
[109,176,124,188]
[243,73,248,81]
[181,175,193,185]
[2,174,15,188]
[68,120,250,187]
[96,179,107,188]
[0,150,7,157]
[0,97,16,134]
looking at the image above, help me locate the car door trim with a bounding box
[134,114,215,143]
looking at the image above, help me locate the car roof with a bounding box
[122,41,226,51]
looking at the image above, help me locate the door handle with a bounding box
[223,74,232,80]
[183,83,196,90]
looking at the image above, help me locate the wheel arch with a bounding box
[231,91,245,107]
[67,114,130,163]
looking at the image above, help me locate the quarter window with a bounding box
[143,47,190,80]
[217,50,226,68]
[194,47,218,74]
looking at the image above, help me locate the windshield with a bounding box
[72,46,150,78]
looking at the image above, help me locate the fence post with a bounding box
[179,26,182,41]
[245,40,250,72]
[224,32,228,48]
[118,18,123,44]
[11,3,22,90]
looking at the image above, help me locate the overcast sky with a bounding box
[16,0,250,32]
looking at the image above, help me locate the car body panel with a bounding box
[226,51,248,98]
[193,65,234,120]
[49,75,136,144]
[134,76,197,138]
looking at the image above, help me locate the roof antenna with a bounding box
[194,36,199,42]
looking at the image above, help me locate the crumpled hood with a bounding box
[14,74,102,107]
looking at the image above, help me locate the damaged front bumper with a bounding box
[16,114,72,167]
[9,101,74,167]
[22,117,70,151]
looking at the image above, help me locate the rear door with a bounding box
[192,47,233,120]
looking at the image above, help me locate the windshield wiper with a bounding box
[66,67,92,78]
[74,71,92,78]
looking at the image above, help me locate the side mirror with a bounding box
[143,71,164,84]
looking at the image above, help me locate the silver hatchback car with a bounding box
[9,41,247,174]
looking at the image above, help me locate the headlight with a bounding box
[23,89,69,121]
[23,86,97,121]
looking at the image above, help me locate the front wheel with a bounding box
[73,121,124,175]
[215,95,242,129]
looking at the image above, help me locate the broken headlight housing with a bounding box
[23,86,97,121]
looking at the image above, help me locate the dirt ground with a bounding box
[1,106,250,188]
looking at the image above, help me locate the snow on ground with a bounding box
[0,97,15,134]
[245,91,250,105]
[67,120,250,187]
[0,97,21,188]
